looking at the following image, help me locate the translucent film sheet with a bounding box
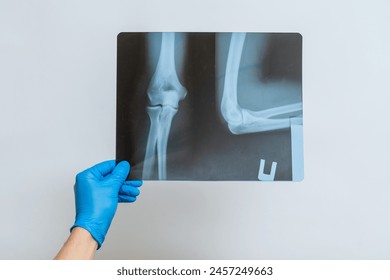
[116,32,303,181]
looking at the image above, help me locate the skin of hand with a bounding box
[54,227,98,260]
[70,160,142,249]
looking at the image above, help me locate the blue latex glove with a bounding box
[71,160,142,249]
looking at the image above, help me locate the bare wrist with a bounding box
[54,227,98,260]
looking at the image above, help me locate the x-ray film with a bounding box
[116,32,303,181]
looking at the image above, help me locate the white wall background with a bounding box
[0,0,389,259]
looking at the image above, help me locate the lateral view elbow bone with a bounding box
[143,32,187,180]
[221,32,302,135]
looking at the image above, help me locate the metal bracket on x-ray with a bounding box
[258,159,277,181]
[256,118,303,182]
[290,117,304,181]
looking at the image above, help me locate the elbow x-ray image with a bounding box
[116,32,303,181]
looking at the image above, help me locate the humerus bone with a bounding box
[147,32,187,108]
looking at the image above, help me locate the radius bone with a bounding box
[142,106,162,180]
[156,106,178,180]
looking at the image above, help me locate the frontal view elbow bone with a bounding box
[143,33,187,180]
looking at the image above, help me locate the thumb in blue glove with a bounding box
[71,160,142,249]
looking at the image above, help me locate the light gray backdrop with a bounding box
[0,0,389,259]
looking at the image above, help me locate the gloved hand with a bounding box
[71,160,142,249]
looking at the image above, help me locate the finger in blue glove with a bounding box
[119,180,142,203]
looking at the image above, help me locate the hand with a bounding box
[71,160,142,249]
